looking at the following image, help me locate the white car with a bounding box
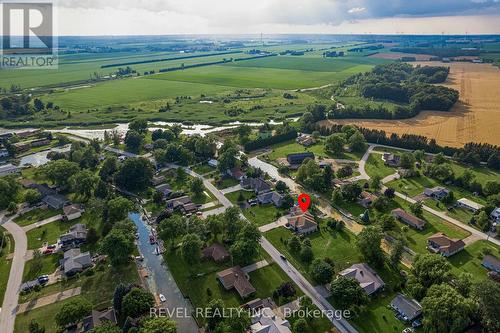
[159,294,166,302]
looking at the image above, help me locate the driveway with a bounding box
[0,214,27,333]
[242,259,269,274]
[248,157,299,192]
[17,287,81,314]
[220,184,242,194]
[23,215,62,232]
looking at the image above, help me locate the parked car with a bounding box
[159,294,166,302]
[47,244,56,249]
[280,255,287,261]
[42,248,54,255]
[403,328,414,333]
[37,275,49,284]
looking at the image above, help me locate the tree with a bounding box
[372,196,390,212]
[217,147,238,174]
[139,317,176,333]
[95,180,109,199]
[33,98,44,111]
[330,276,369,310]
[407,254,451,300]
[384,187,395,198]
[100,229,135,266]
[0,176,21,209]
[181,234,202,265]
[348,131,367,152]
[356,226,384,267]
[288,236,301,253]
[55,297,92,328]
[122,288,155,318]
[370,175,382,191]
[88,322,122,333]
[331,189,343,204]
[487,153,500,170]
[113,283,130,315]
[300,245,314,263]
[125,130,143,152]
[475,211,491,232]
[325,133,345,156]
[99,156,118,181]
[309,258,333,285]
[276,282,296,298]
[70,170,98,199]
[189,177,204,198]
[237,124,252,143]
[158,215,185,247]
[275,180,288,193]
[292,318,308,333]
[128,119,148,134]
[107,196,133,223]
[29,320,45,333]
[115,157,153,192]
[410,201,423,217]
[41,159,80,188]
[471,280,500,333]
[230,240,258,265]
[421,284,473,333]
[24,189,41,205]
[360,210,370,224]
[400,152,416,169]
[389,238,405,267]
[341,183,362,202]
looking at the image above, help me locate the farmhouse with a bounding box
[250,307,292,333]
[481,255,500,273]
[60,248,92,276]
[392,208,426,230]
[390,293,422,322]
[202,243,230,263]
[0,163,20,176]
[456,198,484,212]
[257,191,284,207]
[285,207,318,234]
[427,232,465,257]
[358,191,378,208]
[382,153,400,167]
[423,187,450,200]
[286,152,315,167]
[216,266,256,298]
[338,263,385,295]
[240,177,271,195]
[63,204,84,221]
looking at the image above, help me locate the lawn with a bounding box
[247,263,304,306]
[23,253,63,281]
[191,163,216,175]
[0,231,14,304]
[14,208,62,227]
[225,190,256,204]
[214,177,240,190]
[448,161,500,186]
[265,226,363,282]
[365,154,397,179]
[26,220,80,250]
[160,169,215,204]
[448,240,500,281]
[242,205,284,227]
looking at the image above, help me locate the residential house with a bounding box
[482,255,500,273]
[216,266,256,298]
[285,206,318,235]
[12,141,30,153]
[390,293,422,322]
[60,224,88,249]
[165,195,198,214]
[43,193,69,209]
[75,308,117,332]
[155,183,173,198]
[392,208,426,230]
[382,153,400,167]
[152,175,166,186]
[30,138,51,147]
[208,159,218,168]
[423,187,450,200]
[240,177,271,195]
[202,243,230,263]
[456,198,484,212]
[250,307,292,333]
[60,248,92,276]
[257,191,284,207]
[332,178,351,189]
[0,163,20,176]
[286,152,314,167]
[490,207,500,223]
[338,263,385,295]
[242,298,276,313]
[296,134,315,147]
[358,191,378,208]
[427,232,465,257]
[227,167,245,180]
[63,204,84,221]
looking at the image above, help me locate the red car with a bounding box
[42,248,54,255]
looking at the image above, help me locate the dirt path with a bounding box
[17,287,81,314]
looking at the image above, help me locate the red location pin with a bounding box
[297,193,311,213]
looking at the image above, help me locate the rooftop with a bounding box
[338,263,385,295]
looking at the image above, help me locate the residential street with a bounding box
[0,214,27,333]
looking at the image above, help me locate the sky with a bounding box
[53,0,500,35]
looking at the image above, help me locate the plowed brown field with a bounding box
[320,62,500,147]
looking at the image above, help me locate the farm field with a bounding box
[320,62,500,147]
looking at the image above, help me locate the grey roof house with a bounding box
[43,193,69,209]
[240,177,271,195]
[338,263,385,295]
[60,248,92,276]
[60,224,88,249]
[423,187,450,200]
[482,255,500,273]
[257,191,284,207]
[390,293,422,322]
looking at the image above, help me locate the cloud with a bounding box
[348,7,366,14]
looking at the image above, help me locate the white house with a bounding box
[208,159,218,168]
[63,204,84,221]
[456,198,484,212]
[250,307,291,333]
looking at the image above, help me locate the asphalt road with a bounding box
[0,214,27,333]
